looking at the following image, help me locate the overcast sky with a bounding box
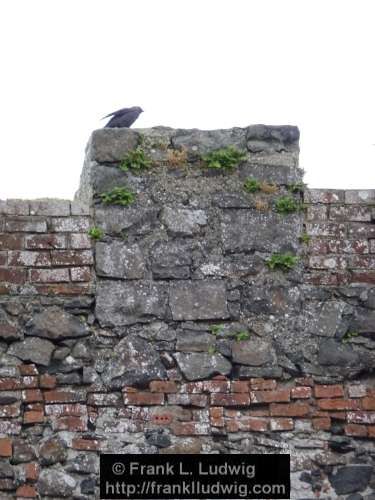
[0,0,374,199]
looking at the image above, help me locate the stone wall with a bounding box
[0,125,374,499]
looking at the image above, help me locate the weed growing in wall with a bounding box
[266,252,299,271]
[342,331,359,343]
[244,178,261,193]
[88,227,104,240]
[275,196,301,214]
[166,148,188,167]
[299,232,311,244]
[287,182,305,194]
[260,182,278,194]
[202,146,246,170]
[119,146,152,172]
[99,186,135,206]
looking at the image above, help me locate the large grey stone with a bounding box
[232,338,277,366]
[171,127,247,156]
[101,334,167,389]
[89,128,139,162]
[95,206,159,235]
[8,337,55,366]
[350,308,375,334]
[174,352,232,380]
[246,125,300,149]
[176,331,215,352]
[161,207,207,236]
[221,211,301,254]
[329,466,372,495]
[96,241,146,279]
[242,285,302,315]
[96,280,168,326]
[169,281,229,321]
[318,339,360,367]
[38,437,67,465]
[310,301,350,338]
[26,306,89,341]
[38,469,77,498]
[151,241,192,279]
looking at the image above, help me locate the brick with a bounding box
[70,233,92,249]
[330,206,371,222]
[239,417,268,432]
[5,218,47,233]
[314,384,344,398]
[306,222,346,238]
[25,462,39,481]
[43,389,86,403]
[51,416,88,431]
[307,238,329,255]
[171,422,210,435]
[123,392,164,406]
[8,250,51,267]
[0,267,27,284]
[0,402,21,417]
[226,420,240,432]
[309,255,347,270]
[16,485,37,498]
[0,420,21,434]
[231,381,249,393]
[21,376,39,389]
[362,397,375,410]
[348,222,375,239]
[23,410,45,424]
[345,423,367,437]
[0,478,15,491]
[348,384,367,398]
[25,403,43,412]
[305,272,341,286]
[31,268,72,284]
[39,374,56,389]
[248,409,270,417]
[345,189,375,204]
[0,233,23,250]
[51,249,93,266]
[70,201,91,216]
[151,412,174,425]
[210,393,250,407]
[70,267,92,282]
[348,412,375,424]
[369,426,375,438]
[50,216,90,232]
[270,402,310,417]
[149,381,178,393]
[250,389,290,404]
[71,438,100,451]
[22,389,43,403]
[312,417,331,431]
[270,418,294,431]
[370,239,375,253]
[1,199,29,215]
[0,437,12,457]
[291,387,312,399]
[306,205,327,221]
[25,234,66,249]
[19,364,38,376]
[326,239,369,254]
[167,394,207,407]
[33,283,92,295]
[209,407,224,427]
[347,255,375,269]
[249,378,277,390]
[29,199,70,216]
[203,380,230,393]
[179,382,204,393]
[87,393,122,406]
[317,399,360,411]
[350,271,375,284]
[304,189,344,204]
[44,403,87,416]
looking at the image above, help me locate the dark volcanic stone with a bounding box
[329,466,372,495]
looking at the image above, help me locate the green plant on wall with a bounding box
[210,324,224,336]
[342,331,358,344]
[266,252,299,271]
[99,186,135,206]
[208,345,217,355]
[119,145,152,172]
[243,178,261,193]
[299,232,310,244]
[202,146,246,170]
[275,196,300,214]
[287,182,305,194]
[88,227,104,240]
[234,331,251,342]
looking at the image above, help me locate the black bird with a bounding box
[102,106,143,128]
